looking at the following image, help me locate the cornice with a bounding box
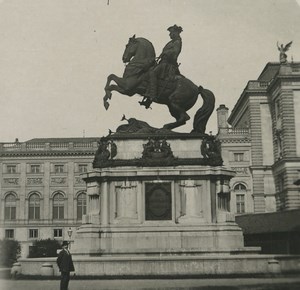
[92,157,223,169]
[108,132,206,140]
[267,74,300,94]
[0,151,96,158]
[249,165,273,172]
[228,82,268,125]
[272,157,300,169]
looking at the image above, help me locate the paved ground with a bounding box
[1,277,300,290]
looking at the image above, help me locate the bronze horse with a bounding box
[103,35,215,133]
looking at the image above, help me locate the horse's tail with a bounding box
[191,86,215,134]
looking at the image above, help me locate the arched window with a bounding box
[234,183,246,191]
[77,192,87,220]
[53,193,64,220]
[234,183,247,214]
[5,193,16,220]
[29,193,40,220]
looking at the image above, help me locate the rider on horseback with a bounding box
[141,24,183,109]
[103,26,215,132]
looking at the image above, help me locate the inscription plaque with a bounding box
[145,182,171,220]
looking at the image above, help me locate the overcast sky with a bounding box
[0,0,300,142]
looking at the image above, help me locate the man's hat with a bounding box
[61,241,69,247]
[167,25,183,33]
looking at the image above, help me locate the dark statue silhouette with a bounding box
[277,41,292,64]
[103,34,215,133]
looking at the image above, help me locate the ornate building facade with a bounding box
[0,138,98,257]
[217,61,300,215]
[216,106,255,215]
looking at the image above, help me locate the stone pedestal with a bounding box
[72,134,250,256]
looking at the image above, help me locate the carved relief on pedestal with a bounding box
[178,180,204,223]
[115,181,138,220]
[145,182,172,221]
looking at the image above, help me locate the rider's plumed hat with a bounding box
[167,25,183,33]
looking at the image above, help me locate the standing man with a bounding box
[143,24,183,108]
[56,241,75,290]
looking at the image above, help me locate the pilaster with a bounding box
[178,180,204,224]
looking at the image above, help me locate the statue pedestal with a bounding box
[72,133,253,257]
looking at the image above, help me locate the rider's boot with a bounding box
[144,72,158,108]
[139,97,152,108]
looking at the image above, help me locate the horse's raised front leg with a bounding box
[104,74,128,110]
[103,74,137,110]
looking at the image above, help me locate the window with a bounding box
[4,193,16,220]
[77,192,87,220]
[234,183,246,214]
[236,194,245,214]
[53,228,63,238]
[78,164,88,173]
[234,183,246,191]
[54,165,64,173]
[234,153,244,162]
[7,165,17,174]
[29,193,40,220]
[217,188,230,212]
[30,164,40,173]
[5,229,14,239]
[53,193,64,220]
[29,229,38,239]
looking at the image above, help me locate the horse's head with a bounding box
[122,35,138,63]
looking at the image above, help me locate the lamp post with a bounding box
[67,227,73,249]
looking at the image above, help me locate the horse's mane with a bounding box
[135,37,156,57]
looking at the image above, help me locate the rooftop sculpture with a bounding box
[277,41,292,64]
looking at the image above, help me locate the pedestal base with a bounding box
[19,254,300,277]
[72,222,258,257]
[74,135,253,258]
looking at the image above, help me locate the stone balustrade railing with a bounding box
[217,128,250,140]
[247,81,269,89]
[0,141,98,152]
[226,128,250,135]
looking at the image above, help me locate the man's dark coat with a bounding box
[56,249,75,272]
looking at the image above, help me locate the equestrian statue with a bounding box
[103,25,215,133]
